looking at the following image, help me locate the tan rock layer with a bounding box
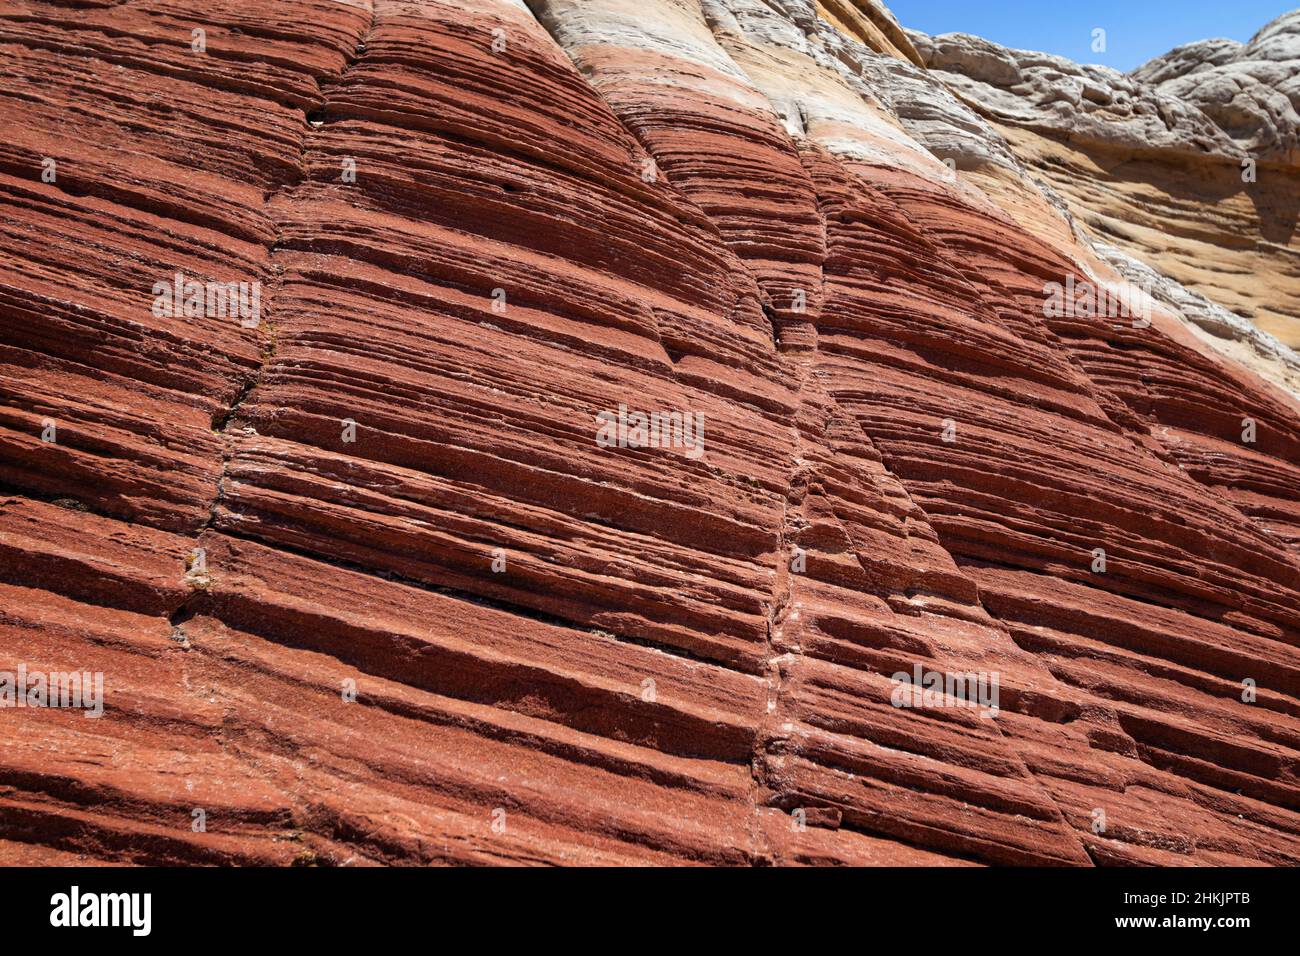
[815,0,923,67]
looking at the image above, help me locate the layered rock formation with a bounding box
[1,0,1298,867]
[911,14,1300,367]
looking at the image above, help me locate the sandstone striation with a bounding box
[1,0,1299,867]
[910,14,1300,359]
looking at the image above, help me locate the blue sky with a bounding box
[887,0,1297,72]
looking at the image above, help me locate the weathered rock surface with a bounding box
[915,13,1300,166]
[1134,12,1300,165]
[910,30,1247,160]
[1,0,1299,867]
[911,13,1300,358]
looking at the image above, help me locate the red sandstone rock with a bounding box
[1,0,1298,867]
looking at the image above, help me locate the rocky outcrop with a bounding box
[910,13,1300,361]
[914,14,1300,166]
[1134,12,1300,165]
[910,30,1248,160]
[2,0,1300,867]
